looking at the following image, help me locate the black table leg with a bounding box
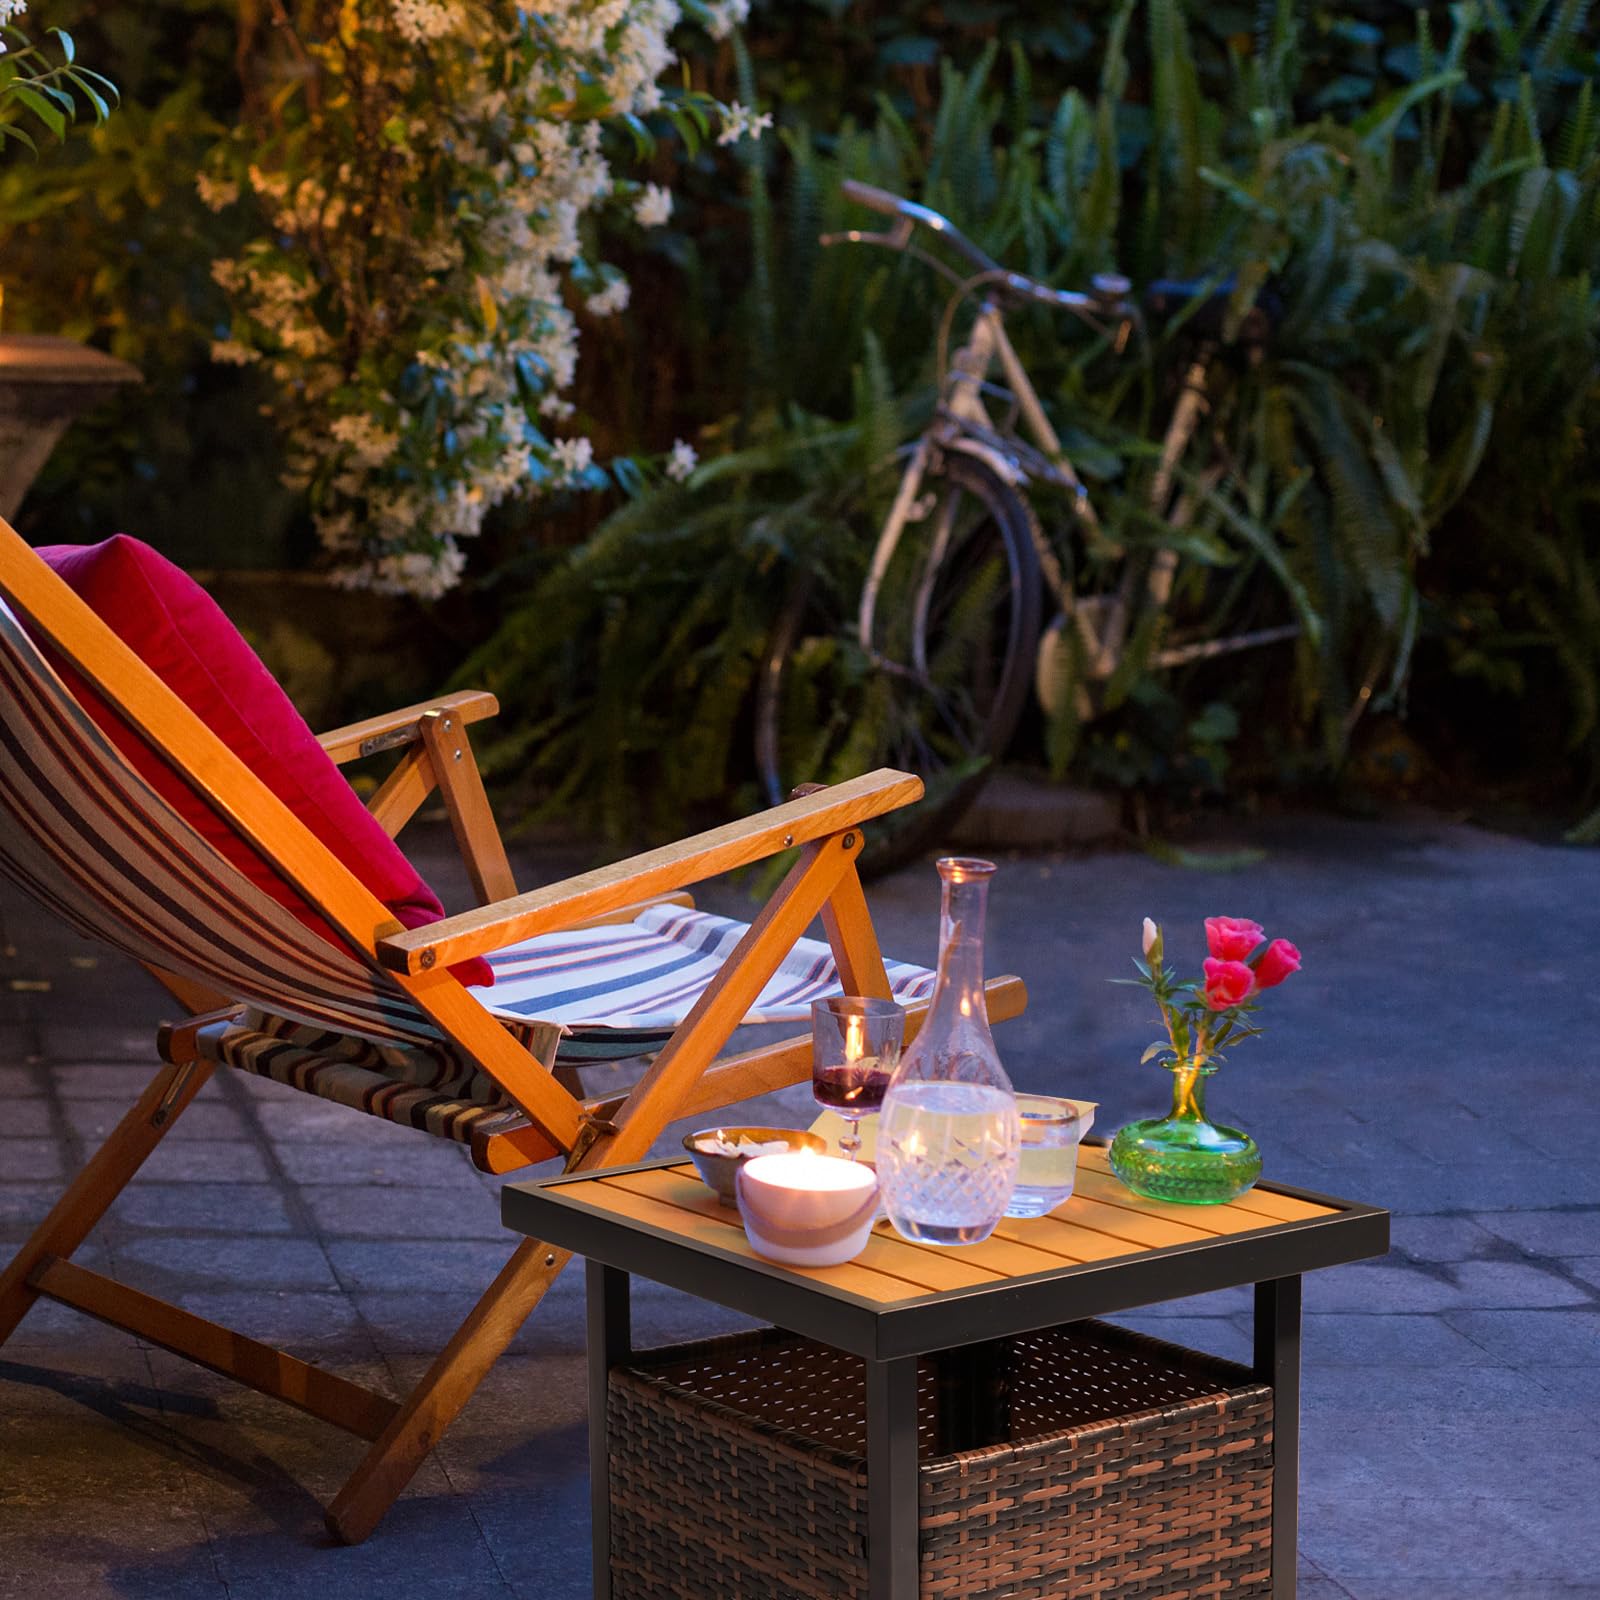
[1255,1274,1302,1600]
[865,1355,919,1600]
[588,1262,632,1600]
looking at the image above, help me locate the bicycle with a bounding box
[753,180,1300,868]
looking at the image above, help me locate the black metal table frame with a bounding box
[503,1161,1389,1600]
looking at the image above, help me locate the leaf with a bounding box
[1565,805,1600,845]
[10,83,67,141]
[1354,70,1467,152]
[475,277,498,335]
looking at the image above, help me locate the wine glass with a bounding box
[810,996,905,1162]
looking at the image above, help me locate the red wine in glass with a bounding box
[812,1060,893,1116]
[811,996,905,1161]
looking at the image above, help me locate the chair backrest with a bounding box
[0,524,440,1045]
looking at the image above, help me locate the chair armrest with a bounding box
[375,767,923,975]
[317,690,499,766]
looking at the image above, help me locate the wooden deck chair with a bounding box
[0,517,1028,1543]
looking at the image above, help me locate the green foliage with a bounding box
[7,0,1599,833]
[0,19,116,155]
[469,1,1600,844]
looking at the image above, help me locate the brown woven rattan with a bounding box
[606,1319,1272,1600]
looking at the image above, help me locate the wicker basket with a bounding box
[606,1320,1272,1600]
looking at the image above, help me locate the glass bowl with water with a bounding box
[1004,1095,1096,1219]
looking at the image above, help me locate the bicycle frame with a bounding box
[858,294,1294,694]
[858,302,1066,662]
[830,176,1299,710]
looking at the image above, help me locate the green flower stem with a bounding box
[1169,1060,1205,1121]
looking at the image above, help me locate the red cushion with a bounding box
[35,536,493,988]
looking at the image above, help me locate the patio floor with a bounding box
[1,809,1596,1600]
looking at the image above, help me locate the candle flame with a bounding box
[844,1010,865,1061]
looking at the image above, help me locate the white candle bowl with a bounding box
[735,1151,880,1267]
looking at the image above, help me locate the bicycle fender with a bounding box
[939,434,1027,487]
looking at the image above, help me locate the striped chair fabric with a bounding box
[0,601,935,1138]
[195,1012,539,1148]
[0,599,439,1045]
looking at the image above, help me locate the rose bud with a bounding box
[1253,938,1301,989]
[1202,957,1255,1010]
[1204,916,1265,963]
[1142,917,1160,958]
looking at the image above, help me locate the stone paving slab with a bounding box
[1,810,1597,1598]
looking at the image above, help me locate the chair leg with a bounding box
[332,842,865,1537]
[325,1236,571,1545]
[0,1055,214,1344]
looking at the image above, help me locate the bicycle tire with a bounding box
[755,453,1043,874]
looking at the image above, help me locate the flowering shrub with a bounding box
[1124,916,1302,1071]
[0,1,115,155]
[202,0,751,597]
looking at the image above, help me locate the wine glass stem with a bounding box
[840,1120,862,1161]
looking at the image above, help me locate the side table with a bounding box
[504,1147,1387,1600]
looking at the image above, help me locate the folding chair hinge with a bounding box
[564,1113,621,1172]
[151,1060,200,1127]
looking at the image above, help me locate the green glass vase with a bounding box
[1109,1060,1261,1205]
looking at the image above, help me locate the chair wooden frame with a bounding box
[0,518,1028,1544]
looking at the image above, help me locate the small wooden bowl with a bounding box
[683,1126,827,1206]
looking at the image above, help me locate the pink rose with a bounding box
[1202,957,1255,1010]
[1205,916,1265,962]
[1253,938,1301,989]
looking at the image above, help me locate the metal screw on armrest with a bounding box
[843,833,856,849]
[453,748,462,761]
[420,949,437,969]
[782,833,793,847]
[544,1253,556,1267]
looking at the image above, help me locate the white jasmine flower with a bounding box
[195,173,240,211]
[551,437,594,481]
[246,164,289,202]
[665,439,697,482]
[210,340,260,367]
[586,278,631,317]
[703,0,748,38]
[205,0,732,599]
[633,183,672,228]
[717,101,773,146]
[0,0,25,25]
[329,413,400,469]
[389,0,459,42]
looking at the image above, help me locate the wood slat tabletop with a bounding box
[569,1151,1340,1308]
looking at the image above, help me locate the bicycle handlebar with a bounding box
[838,179,1130,316]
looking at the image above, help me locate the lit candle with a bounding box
[844,1010,865,1061]
[735,1151,879,1267]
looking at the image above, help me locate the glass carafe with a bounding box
[877,858,1020,1246]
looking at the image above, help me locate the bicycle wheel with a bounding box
[755,453,1042,872]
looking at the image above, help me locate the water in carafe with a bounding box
[876,858,1020,1246]
[878,1079,1019,1244]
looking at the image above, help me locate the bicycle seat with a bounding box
[1143,277,1281,345]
